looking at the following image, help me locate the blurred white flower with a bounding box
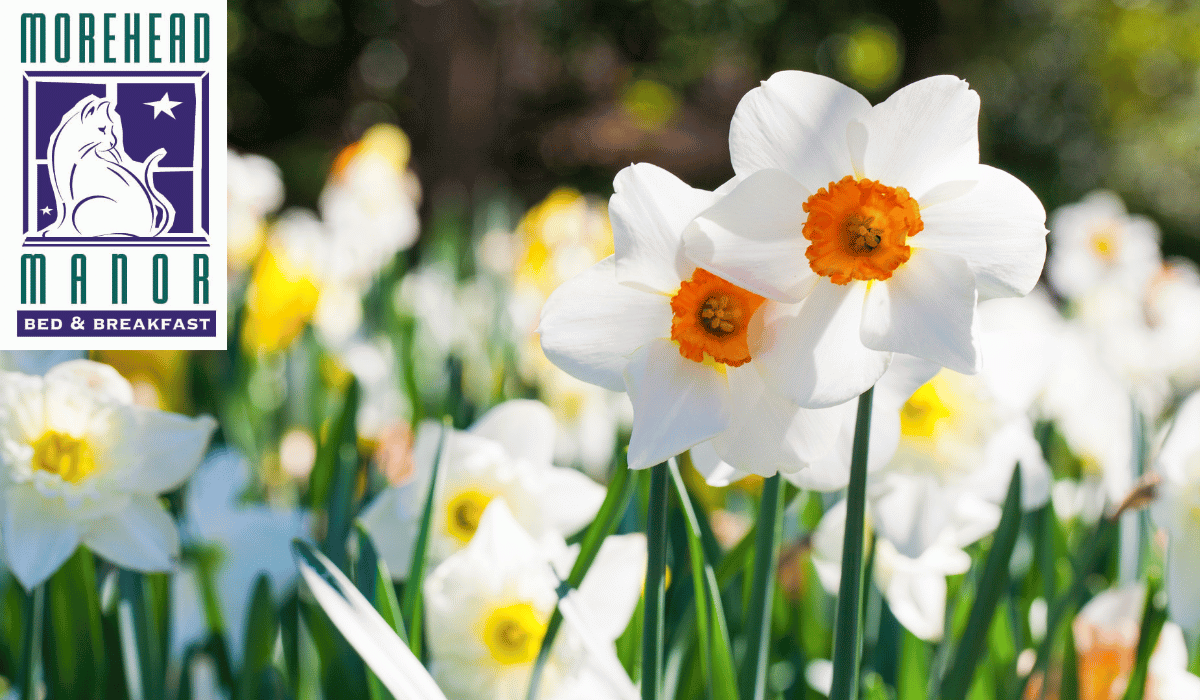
[0,360,215,589]
[1073,584,1200,699]
[319,124,420,287]
[1151,390,1200,631]
[684,71,1047,384]
[539,163,843,473]
[810,499,970,642]
[171,450,311,663]
[1146,260,1200,393]
[228,150,284,272]
[1047,190,1161,304]
[359,400,606,576]
[871,361,1049,558]
[423,499,644,700]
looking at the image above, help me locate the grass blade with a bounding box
[739,473,785,700]
[44,547,104,699]
[117,570,164,700]
[939,465,1024,700]
[16,584,44,700]
[1121,580,1167,700]
[526,457,636,700]
[643,462,670,700]
[830,387,875,700]
[239,575,279,700]
[400,417,451,656]
[321,380,362,570]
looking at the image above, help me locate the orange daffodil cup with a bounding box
[684,71,1048,396]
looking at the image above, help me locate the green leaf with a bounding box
[939,464,1023,700]
[1121,580,1167,700]
[43,548,104,700]
[897,631,930,700]
[117,570,165,700]
[668,458,739,700]
[16,584,44,700]
[239,575,278,700]
[321,380,362,571]
[830,387,875,700]
[739,473,785,700]
[400,416,451,657]
[1060,617,1079,700]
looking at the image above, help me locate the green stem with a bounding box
[738,473,785,700]
[830,386,875,700]
[17,584,43,700]
[643,463,670,700]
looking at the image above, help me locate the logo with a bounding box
[1,3,226,351]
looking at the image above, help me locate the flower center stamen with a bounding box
[481,602,547,665]
[31,431,96,484]
[670,268,766,367]
[803,175,923,284]
[445,488,492,543]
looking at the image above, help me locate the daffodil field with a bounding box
[6,2,1200,700]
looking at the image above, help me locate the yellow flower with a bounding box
[242,238,320,354]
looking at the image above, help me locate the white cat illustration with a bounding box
[40,95,175,237]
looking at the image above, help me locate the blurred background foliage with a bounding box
[227,0,1200,265]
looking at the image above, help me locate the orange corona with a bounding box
[803,175,923,284]
[670,268,766,367]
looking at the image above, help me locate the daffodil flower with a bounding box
[1072,584,1200,698]
[1151,390,1200,631]
[539,162,842,472]
[1048,190,1161,304]
[683,71,1047,401]
[0,360,216,589]
[359,400,606,575]
[423,500,644,700]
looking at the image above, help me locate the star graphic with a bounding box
[40,207,51,215]
[144,92,182,119]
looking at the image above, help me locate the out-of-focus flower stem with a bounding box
[739,472,785,700]
[16,584,43,700]
[830,386,875,700]
[643,462,670,700]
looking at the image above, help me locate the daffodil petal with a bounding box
[728,71,870,191]
[611,163,718,293]
[104,409,217,494]
[917,164,1048,299]
[4,486,80,589]
[712,365,842,477]
[870,473,950,559]
[857,75,980,198]
[469,400,557,467]
[1167,523,1200,629]
[576,533,648,642]
[83,493,179,572]
[756,280,891,409]
[688,440,745,487]
[358,487,419,579]
[536,467,607,537]
[861,249,980,374]
[884,566,947,642]
[683,169,818,302]
[623,339,730,470]
[539,256,671,392]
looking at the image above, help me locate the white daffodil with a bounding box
[359,400,606,576]
[1047,190,1161,304]
[1151,389,1200,631]
[539,162,843,472]
[683,71,1047,396]
[810,499,970,642]
[423,500,645,700]
[1147,260,1200,392]
[171,450,311,663]
[319,124,421,287]
[871,361,1050,558]
[0,360,216,589]
[228,149,284,272]
[1072,584,1200,699]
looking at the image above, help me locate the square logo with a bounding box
[1,3,227,351]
